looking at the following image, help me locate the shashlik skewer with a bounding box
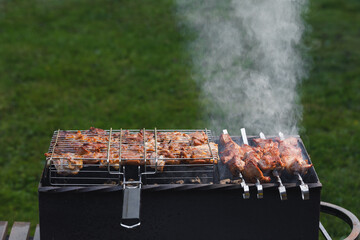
[219,130,271,183]
[221,129,250,199]
[240,128,271,184]
[278,132,312,175]
[278,132,310,200]
[258,132,287,201]
[241,128,264,199]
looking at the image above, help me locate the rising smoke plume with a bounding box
[176,0,309,136]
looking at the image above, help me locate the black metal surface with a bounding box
[39,183,321,240]
[38,135,322,240]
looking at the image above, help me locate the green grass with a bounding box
[0,0,359,239]
[0,0,202,233]
[302,0,360,239]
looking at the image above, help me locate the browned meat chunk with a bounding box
[189,131,208,146]
[278,137,312,175]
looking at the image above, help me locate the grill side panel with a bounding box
[39,185,321,240]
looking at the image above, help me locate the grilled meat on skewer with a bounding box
[220,133,271,182]
[252,138,284,172]
[278,137,312,175]
[242,153,271,183]
[219,133,246,174]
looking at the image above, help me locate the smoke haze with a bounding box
[176,0,309,136]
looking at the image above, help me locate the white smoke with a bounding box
[176,0,308,136]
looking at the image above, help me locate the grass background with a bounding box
[0,0,359,238]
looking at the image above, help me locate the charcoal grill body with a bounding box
[39,135,322,240]
[39,182,321,240]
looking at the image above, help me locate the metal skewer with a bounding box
[240,172,250,199]
[255,178,263,199]
[240,128,249,145]
[260,132,287,200]
[241,128,262,199]
[295,172,309,200]
[273,170,287,201]
[278,132,309,200]
[223,129,249,199]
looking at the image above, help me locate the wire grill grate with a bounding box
[46,128,218,186]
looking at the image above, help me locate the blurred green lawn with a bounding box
[0,0,359,239]
[302,0,360,239]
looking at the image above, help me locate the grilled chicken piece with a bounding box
[189,131,208,146]
[157,132,191,143]
[76,142,107,154]
[242,155,271,183]
[147,153,166,171]
[52,153,83,175]
[47,128,218,175]
[182,142,218,164]
[219,134,250,175]
[278,137,312,175]
[253,138,284,172]
[87,127,107,135]
[220,134,271,182]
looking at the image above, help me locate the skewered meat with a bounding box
[219,134,249,174]
[242,152,271,183]
[220,134,271,183]
[278,137,312,174]
[252,139,284,172]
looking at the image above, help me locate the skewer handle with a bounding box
[241,128,249,145]
[295,172,310,200]
[239,173,250,199]
[273,170,287,201]
[259,132,266,140]
[279,132,285,141]
[255,178,263,199]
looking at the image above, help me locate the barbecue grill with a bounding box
[39,128,322,240]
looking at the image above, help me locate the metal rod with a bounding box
[242,128,262,199]
[239,173,250,199]
[295,172,310,200]
[260,132,287,200]
[106,128,113,169]
[48,129,60,168]
[154,127,158,173]
[240,128,249,145]
[205,128,216,183]
[273,170,287,201]
[259,132,266,140]
[255,178,263,199]
[279,132,285,141]
[46,129,60,180]
[278,132,309,200]
[319,222,332,240]
[223,129,249,199]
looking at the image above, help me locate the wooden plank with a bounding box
[9,222,30,240]
[0,221,8,240]
[33,224,40,240]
